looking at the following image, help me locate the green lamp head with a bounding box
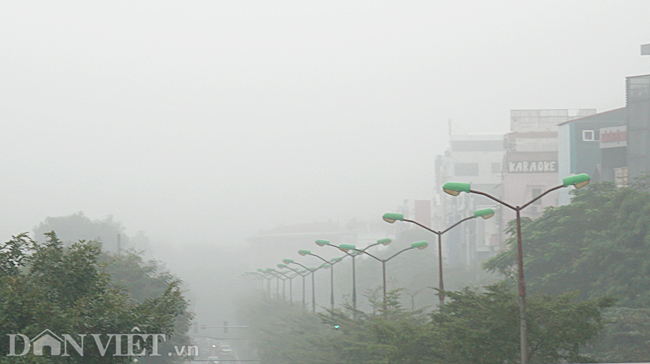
[377,238,392,246]
[443,182,471,196]
[411,241,429,250]
[338,243,356,252]
[382,213,404,223]
[298,249,310,256]
[563,173,591,189]
[321,263,331,269]
[315,239,330,247]
[277,264,288,269]
[282,259,294,265]
[257,268,265,273]
[474,208,495,219]
[331,257,343,262]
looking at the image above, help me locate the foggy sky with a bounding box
[1,1,649,247]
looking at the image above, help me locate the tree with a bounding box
[238,284,611,364]
[431,283,613,364]
[33,212,151,253]
[483,182,650,361]
[0,232,189,363]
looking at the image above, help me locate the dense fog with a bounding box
[2,2,650,363]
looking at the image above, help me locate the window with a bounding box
[532,188,542,205]
[583,130,595,141]
[454,163,479,176]
[491,162,501,173]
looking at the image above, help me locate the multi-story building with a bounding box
[557,107,627,204]
[626,74,650,181]
[501,109,595,225]
[434,134,504,266]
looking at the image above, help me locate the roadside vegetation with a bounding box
[240,180,650,363]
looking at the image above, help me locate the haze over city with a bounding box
[2,1,648,248]
[3,2,650,363]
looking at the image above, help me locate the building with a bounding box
[501,109,595,229]
[626,74,650,181]
[434,133,505,266]
[557,107,627,204]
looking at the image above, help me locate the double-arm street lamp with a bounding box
[243,272,265,292]
[442,173,591,364]
[382,208,495,306]
[278,263,309,307]
[298,250,343,310]
[266,268,298,303]
[263,268,284,298]
[315,238,391,311]
[339,241,429,309]
[283,258,329,312]
[256,268,275,296]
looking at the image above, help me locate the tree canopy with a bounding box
[483,182,650,361]
[239,283,612,364]
[0,232,190,363]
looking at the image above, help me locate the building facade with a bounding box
[626,74,650,181]
[501,109,595,235]
[557,107,627,204]
[434,134,504,266]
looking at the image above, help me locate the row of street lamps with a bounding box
[244,173,591,364]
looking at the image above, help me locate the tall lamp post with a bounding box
[283,259,329,312]
[264,268,282,298]
[442,173,591,364]
[277,264,305,305]
[279,263,308,308]
[315,238,391,311]
[267,268,297,302]
[340,241,429,309]
[298,250,343,310]
[382,208,495,306]
[243,272,264,292]
[256,269,274,296]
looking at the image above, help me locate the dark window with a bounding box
[455,163,479,176]
[532,188,542,205]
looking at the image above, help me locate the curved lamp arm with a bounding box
[385,241,429,262]
[298,250,330,264]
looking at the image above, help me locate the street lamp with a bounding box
[442,173,590,364]
[279,263,309,308]
[283,259,329,312]
[316,238,391,311]
[243,272,265,292]
[382,208,494,306]
[276,264,303,304]
[256,268,274,296]
[299,249,344,310]
[264,268,282,298]
[340,241,429,310]
[267,268,298,302]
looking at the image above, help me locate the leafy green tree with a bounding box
[431,283,613,364]
[238,284,611,364]
[33,212,151,253]
[483,182,650,361]
[0,232,189,363]
[101,250,193,363]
